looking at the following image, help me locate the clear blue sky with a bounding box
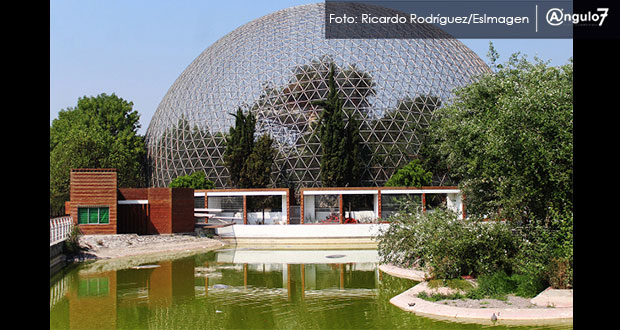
[50,0,573,135]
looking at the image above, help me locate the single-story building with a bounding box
[65,169,194,235]
[64,168,465,235]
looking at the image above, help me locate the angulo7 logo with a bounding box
[546,7,609,26]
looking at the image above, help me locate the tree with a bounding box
[370,94,442,176]
[224,107,256,188]
[425,53,573,223]
[242,133,278,223]
[169,171,215,189]
[242,134,276,188]
[224,107,278,189]
[50,93,146,215]
[486,41,501,71]
[312,64,363,187]
[384,159,432,187]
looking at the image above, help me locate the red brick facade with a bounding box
[171,188,195,233]
[117,188,148,200]
[67,169,118,235]
[68,169,195,235]
[147,188,194,234]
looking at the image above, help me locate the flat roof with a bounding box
[195,188,289,197]
[300,186,460,195]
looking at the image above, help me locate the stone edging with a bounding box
[378,264,573,326]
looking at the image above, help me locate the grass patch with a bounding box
[418,271,546,302]
[471,271,545,300]
[417,291,466,302]
[427,278,475,292]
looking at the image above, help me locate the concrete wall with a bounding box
[216,223,389,247]
[217,248,380,264]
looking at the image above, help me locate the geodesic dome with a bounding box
[145,2,491,190]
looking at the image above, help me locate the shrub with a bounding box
[473,271,516,300]
[512,204,573,289]
[385,159,432,187]
[511,273,548,298]
[169,171,215,189]
[423,55,572,223]
[547,257,572,289]
[463,271,547,300]
[64,225,84,255]
[375,208,520,279]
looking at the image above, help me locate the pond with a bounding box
[50,248,572,329]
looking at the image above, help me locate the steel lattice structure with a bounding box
[145,2,491,190]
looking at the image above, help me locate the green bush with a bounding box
[375,200,572,291]
[385,159,432,187]
[512,204,573,289]
[169,171,215,189]
[64,225,84,255]
[473,271,516,300]
[511,273,548,298]
[376,209,519,279]
[464,271,547,300]
[423,54,572,223]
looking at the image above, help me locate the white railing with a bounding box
[50,216,74,246]
[50,275,70,310]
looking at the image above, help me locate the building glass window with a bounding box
[78,277,110,297]
[77,207,110,224]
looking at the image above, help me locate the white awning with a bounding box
[381,189,460,194]
[118,200,149,205]
[205,191,287,197]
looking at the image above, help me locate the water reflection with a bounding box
[50,248,571,329]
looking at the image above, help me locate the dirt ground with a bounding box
[75,233,225,260]
[429,294,544,309]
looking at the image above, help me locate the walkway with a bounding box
[379,264,573,326]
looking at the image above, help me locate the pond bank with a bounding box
[72,233,225,261]
[65,235,572,325]
[379,264,573,325]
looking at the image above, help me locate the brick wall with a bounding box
[117,188,148,200]
[68,169,117,235]
[171,188,194,233]
[67,170,195,235]
[146,188,194,234]
[148,188,173,234]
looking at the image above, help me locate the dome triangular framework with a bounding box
[145,3,490,191]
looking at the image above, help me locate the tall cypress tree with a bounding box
[224,107,277,189]
[242,134,276,188]
[313,64,363,187]
[224,107,256,188]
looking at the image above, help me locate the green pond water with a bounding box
[50,248,572,329]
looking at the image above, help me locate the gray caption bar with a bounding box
[325,1,574,38]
